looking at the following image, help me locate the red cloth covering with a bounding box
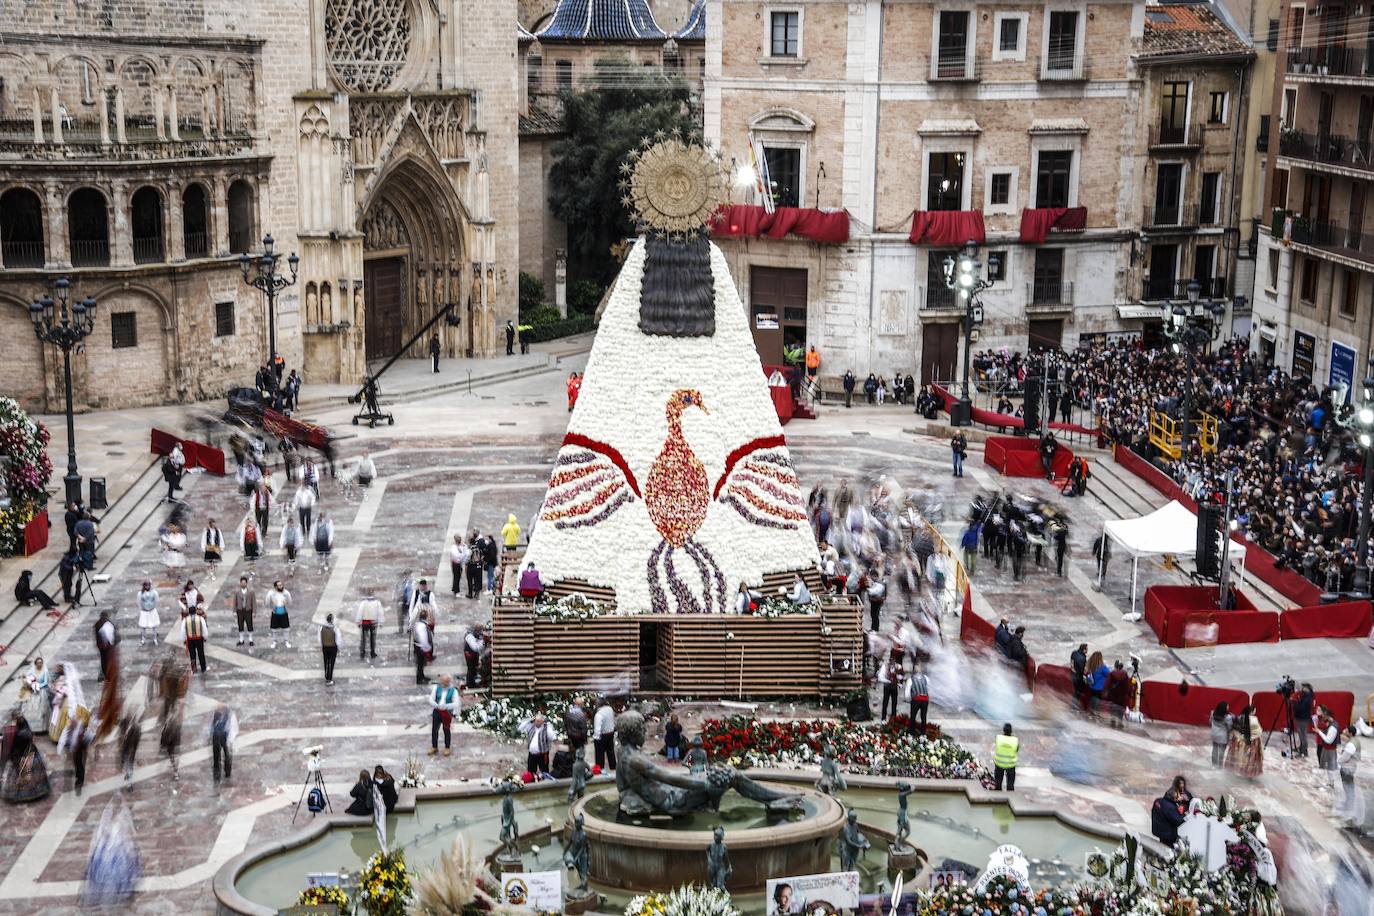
[908,210,986,247]
[194,444,226,476]
[22,509,48,557]
[149,429,226,475]
[982,435,1075,479]
[1018,206,1088,244]
[150,428,181,458]
[1113,446,1323,607]
[1140,680,1249,726]
[1279,600,1373,639]
[1164,610,1279,647]
[929,384,1098,436]
[959,601,998,646]
[1034,663,1077,697]
[1251,690,1356,731]
[709,204,850,243]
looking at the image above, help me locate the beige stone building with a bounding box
[703,0,1253,387]
[0,0,519,412]
[1251,0,1374,387]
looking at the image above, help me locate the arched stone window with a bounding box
[182,183,210,257]
[0,187,45,268]
[228,180,255,253]
[67,187,110,266]
[130,186,166,263]
[119,58,160,138]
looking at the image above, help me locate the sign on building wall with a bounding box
[1330,341,1357,404]
[879,289,909,336]
[1292,330,1316,380]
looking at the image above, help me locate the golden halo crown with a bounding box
[619,133,727,241]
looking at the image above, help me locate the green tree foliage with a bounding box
[518,271,546,316]
[549,57,698,285]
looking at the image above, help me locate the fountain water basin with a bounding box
[570,785,844,893]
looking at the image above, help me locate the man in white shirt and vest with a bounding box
[413,610,433,684]
[905,668,930,736]
[463,625,486,688]
[592,700,618,771]
[180,608,209,674]
[520,712,557,776]
[993,722,1019,791]
[356,591,384,660]
[428,674,461,757]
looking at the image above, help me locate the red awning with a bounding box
[908,210,987,247]
[1019,206,1088,244]
[709,205,850,244]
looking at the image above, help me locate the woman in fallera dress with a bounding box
[1,712,51,803]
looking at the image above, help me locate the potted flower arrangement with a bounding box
[398,753,426,789]
[357,849,412,916]
[0,397,53,558]
[533,591,606,621]
[625,885,739,916]
[296,884,350,913]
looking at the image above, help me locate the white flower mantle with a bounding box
[523,238,819,613]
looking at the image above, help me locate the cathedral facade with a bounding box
[0,0,518,411]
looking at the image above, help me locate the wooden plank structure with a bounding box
[490,551,863,697]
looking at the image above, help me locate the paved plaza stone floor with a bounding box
[0,357,1369,912]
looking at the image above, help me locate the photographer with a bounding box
[74,512,99,569]
[1292,682,1314,758]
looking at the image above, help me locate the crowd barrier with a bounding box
[150,428,227,476]
[931,384,1099,437]
[1279,600,1373,640]
[1138,680,1250,725]
[1142,586,1279,647]
[1251,690,1355,733]
[1113,446,1322,607]
[983,435,1076,479]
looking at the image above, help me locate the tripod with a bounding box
[292,759,332,824]
[74,563,99,607]
[1263,694,1299,754]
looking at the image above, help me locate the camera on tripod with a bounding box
[1275,676,1296,697]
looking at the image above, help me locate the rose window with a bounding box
[324,0,415,92]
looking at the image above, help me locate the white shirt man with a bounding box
[413,611,434,684]
[356,594,385,660]
[428,674,461,756]
[520,714,558,775]
[409,581,440,626]
[180,586,204,612]
[592,702,618,771]
[462,626,486,687]
[790,576,812,605]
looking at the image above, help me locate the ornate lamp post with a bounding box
[1160,279,1225,458]
[239,234,299,364]
[1351,357,1374,595]
[942,240,993,427]
[29,277,97,506]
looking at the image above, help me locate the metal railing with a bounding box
[1286,45,1374,79]
[1278,129,1374,174]
[1144,204,1200,228]
[183,230,209,258]
[924,285,959,310]
[1149,409,1219,459]
[0,131,254,161]
[0,240,44,268]
[132,236,165,264]
[1150,121,1202,149]
[933,44,979,81]
[69,239,109,267]
[1142,276,1227,301]
[1027,279,1074,307]
[1286,217,1374,264]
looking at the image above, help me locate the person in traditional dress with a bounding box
[202,518,225,572]
[1226,704,1264,778]
[80,798,140,905]
[178,580,204,616]
[20,657,51,727]
[159,523,186,577]
[267,580,293,649]
[48,664,87,744]
[280,516,303,575]
[136,581,160,647]
[1,712,51,803]
[240,519,262,572]
[312,513,334,573]
[355,452,376,491]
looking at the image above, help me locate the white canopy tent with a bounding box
[1096,500,1246,617]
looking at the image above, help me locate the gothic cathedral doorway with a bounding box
[364,257,406,361]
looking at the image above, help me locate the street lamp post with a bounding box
[1351,359,1374,595]
[29,277,97,507]
[942,240,993,427]
[1160,280,1225,458]
[239,234,300,364]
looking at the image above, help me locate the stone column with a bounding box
[49,86,63,144]
[114,88,127,143]
[44,181,67,267]
[167,85,180,141]
[202,89,214,138]
[98,89,110,145]
[110,181,133,266]
[31,88,44,143]
[167,181,185,261]
[210,176,230,255]
[153,88,165,140]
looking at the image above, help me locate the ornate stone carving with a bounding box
[362,198,408,251]
[324,0,415,92]
[299,104,329,136]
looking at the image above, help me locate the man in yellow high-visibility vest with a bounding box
[993,722,1019,791]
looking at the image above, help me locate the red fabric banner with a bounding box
[195,444,227,476]
[1113,446,1322,607]
[22,509,48,557]
[1279,600,1372,639]
[149,429,226,475]
[709,205,850,244]
[1140,680,1249,726]
[150,428,181,458]
[1164,610,1280,647]
[1018,206,1088,244]
[982,435,1075,479]
[908,210,987,247]
[1035,663,1076,697]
